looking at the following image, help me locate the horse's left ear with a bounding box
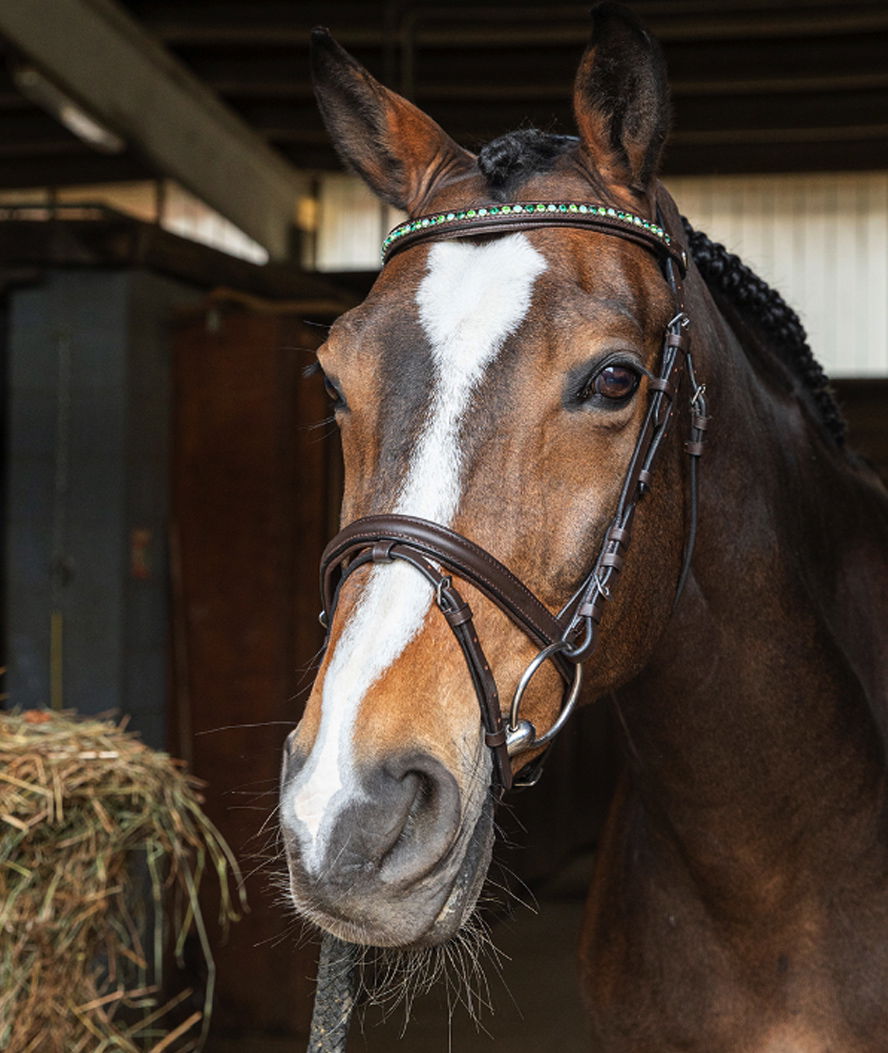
[311,28,475,214]
[573,3,670,193]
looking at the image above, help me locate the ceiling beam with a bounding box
[0,0,305,259]
[140,4,888,47]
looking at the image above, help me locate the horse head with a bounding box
[280,4,697,949]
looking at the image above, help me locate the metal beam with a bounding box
[138,0,888,47]
[0,0,304,259]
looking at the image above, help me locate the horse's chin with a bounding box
[290,796,495,950]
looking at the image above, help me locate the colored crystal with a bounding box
[381,200,672,261]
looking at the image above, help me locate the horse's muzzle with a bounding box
[280,746,494,947]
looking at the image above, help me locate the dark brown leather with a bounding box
[441,588,511,787]
[383,206,689,275]
[322,516,570,664]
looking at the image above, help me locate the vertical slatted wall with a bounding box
[668,171,888,377]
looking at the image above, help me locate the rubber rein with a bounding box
[318,200,709,792]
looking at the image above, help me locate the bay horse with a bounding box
[280,4,888,1048]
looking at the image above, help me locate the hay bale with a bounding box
[0,709,245,1053]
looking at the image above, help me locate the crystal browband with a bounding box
[381,201,686,272]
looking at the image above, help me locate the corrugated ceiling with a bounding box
[0,0,886,189]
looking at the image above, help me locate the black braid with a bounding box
[681,217,847,447]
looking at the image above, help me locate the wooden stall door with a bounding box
[171,305,337,1048]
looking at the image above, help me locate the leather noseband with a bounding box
[318,200,709,791]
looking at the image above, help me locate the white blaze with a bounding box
[287,234,547,864]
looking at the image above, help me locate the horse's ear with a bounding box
[573,3,670,192]
[311,28,475,214]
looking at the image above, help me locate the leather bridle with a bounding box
[318,200,710,791]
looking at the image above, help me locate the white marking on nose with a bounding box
[287,234,546,866]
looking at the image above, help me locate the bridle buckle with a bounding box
[435,575,453,609]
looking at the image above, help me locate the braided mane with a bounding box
[681,218,847,447]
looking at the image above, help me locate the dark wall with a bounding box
[170,304,336,1045]
[4,268,202,748]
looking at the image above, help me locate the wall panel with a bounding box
[669,170,888,376]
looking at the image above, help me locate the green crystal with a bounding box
[382,201,675,261]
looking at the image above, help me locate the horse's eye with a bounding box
[590,364,640,402]
[322,373,347,411]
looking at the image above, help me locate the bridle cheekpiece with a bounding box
[319,200,708,791]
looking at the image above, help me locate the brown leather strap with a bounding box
[382,201,689,275]
[438,583,511,788]
[322,515,571,670]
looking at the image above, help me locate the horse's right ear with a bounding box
[311,28,475,215]
[573,3,670,193]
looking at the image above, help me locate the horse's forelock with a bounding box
[476,130,580,200]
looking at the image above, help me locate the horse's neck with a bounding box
[617,305,888,910]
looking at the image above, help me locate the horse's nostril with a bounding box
[288,752,460,890]
[372,753,462,882]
